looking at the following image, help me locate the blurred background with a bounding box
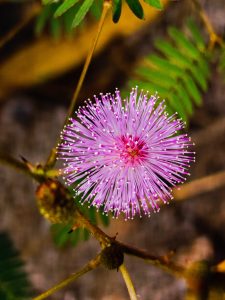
[0,0,225,299]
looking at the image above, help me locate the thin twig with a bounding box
[191,0,224,49]
[67,0,111,119]
[0,153,59,180]
[119,264,138,300]
[0,153,30,175]
[173,170,225,201]
[192,117,225,148]
[45,0,112,169]
[120,242,184,277]
[32,254,101,300]
[0,3,41,49]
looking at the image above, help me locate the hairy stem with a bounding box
[32,254,101,300]
[45,0,112,169]
[119,264,138,300]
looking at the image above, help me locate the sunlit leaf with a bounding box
[144,0,162,9]
[72,0,94,28]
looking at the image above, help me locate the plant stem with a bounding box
[67,0,111,119]
[173,170,225,202]
[0,153,59,180]
[191,0,224,49]
[32,254,101,300]
[119,264,138,300]
[45,0,112,169]
[75,209,111,246]
[120,242,184,277]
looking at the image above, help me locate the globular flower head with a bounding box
[57,88,195,219]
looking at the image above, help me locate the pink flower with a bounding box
[57,88,194,219]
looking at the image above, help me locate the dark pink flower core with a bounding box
[119,135,148,166]
[57,88,195,219]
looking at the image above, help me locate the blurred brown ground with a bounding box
[0,0,225,299]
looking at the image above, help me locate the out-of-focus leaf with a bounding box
[42,0,55,4]
[54,0,80,17]
[72,0,94,28]
[90,0,103,19]
[186,18,205,52]
[35,6,53,35]
[0,232,32,299]
[125,19,209,121]
[144,0,162,9]
[50,17,62,39]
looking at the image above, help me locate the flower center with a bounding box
[119,135,148,165]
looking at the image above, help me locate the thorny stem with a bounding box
[119,264,138,300]
[191,0,224,50]
[45,0,112,169]
[32,254,101,300]
[0,3,41,49]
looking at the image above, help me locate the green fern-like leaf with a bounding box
[35,2,86,37]
[126,19,210,122]
[0,232,32,300]
[38,0,164,31]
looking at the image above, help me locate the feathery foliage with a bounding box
[126,19,210,122]
[36,0,163,36]
[0,232,32,300]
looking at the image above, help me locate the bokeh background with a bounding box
[0,0,225,299]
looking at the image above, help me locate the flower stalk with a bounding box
[45,0,112,169]
[191,0,224,49]
[119,264,138,300]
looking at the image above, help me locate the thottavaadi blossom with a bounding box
[57,88,195,219]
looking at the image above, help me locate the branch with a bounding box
[0,153,59,180]
[45,0,112,169]
[173,170,225,201]
[191,0,224,49]
[0,153,32,175]
[74,209,111,246]
[192,117,225,148]
[119,264,138,300]
[120,242,184,277]
[32,254,101,300]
